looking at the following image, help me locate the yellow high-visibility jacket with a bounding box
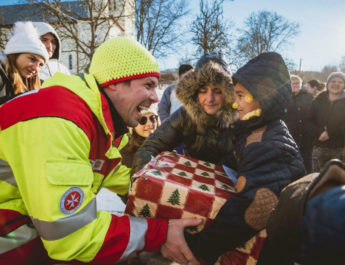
[0,73,167,264]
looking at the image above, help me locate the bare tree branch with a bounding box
[236,10,299,64]
[190,0,233,57]
[135,0,188,58]
[26,0,133,71]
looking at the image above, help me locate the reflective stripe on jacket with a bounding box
[0,72,168,264]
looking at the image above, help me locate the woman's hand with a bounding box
[319,127,329,141]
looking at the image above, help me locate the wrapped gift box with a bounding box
[125,151,266,264]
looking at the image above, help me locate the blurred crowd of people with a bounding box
[1,20,345,265]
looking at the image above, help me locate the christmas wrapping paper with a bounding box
[125,151,266,265]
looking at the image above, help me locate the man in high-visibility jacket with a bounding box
[0,37,200,265]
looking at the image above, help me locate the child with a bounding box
[185,52,306,264]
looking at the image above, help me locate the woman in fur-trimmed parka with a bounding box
[185,52,306,265]
[131,52,237,173]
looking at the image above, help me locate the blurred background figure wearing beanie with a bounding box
[310,71,345,171]
[283,74,314,173]
[132,51,237,175]
[33,22,70,81]
[0,21,48,104]
[158,63,193,122]
[0,37,201,265]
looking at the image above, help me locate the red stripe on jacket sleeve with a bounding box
[144,218,168,252]
[91,215,130,264]
[0,209,31,236]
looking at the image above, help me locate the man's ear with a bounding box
[106,84,118,91]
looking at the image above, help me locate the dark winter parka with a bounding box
[185,52,306,265]
[131,60,237,174]
[283,88,314,171]
[310,90,345,148]
[0,62,15,105]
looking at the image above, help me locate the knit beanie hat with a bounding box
[195,51,231,75]
[5,21,49,62]
[326,72,345,87]
[89,37,160,87]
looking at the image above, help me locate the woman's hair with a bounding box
[5,54,41,94]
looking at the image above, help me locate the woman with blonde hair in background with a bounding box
[0,21,48,104]
[121,105,160,168]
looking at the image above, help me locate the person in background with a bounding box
[185,52,305,265]
[33,22,70,81]
[315,82,326,97]
[121,104,159,168]
[305,79,322,97]
[0,37,200,265]
[310,71,345,171]
[158,63,193,122]
[283,74,314,172]
[0,21,48,104]
[132,52,237,174]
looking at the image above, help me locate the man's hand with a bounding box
[161,218,202,265]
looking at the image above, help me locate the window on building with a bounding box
[69,54,73,70]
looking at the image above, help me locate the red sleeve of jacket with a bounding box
[92,215,168,264]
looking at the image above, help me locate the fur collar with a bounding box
[175,61,236,128]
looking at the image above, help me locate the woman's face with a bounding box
[327,76,345,97]
[134,112,158,138]
[197,85,224,115]
[15,53,45,79]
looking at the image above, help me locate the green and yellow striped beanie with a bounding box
[89,37,160,87]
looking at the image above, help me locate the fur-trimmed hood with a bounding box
[175,61,235,128]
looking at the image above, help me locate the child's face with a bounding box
[234,83,261,120]
[198,85,224,115]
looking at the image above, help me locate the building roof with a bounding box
[0,1,88,26]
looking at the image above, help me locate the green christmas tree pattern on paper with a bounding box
[221,184,231,190]
[201,171,210,177]
[167,189,181,205]
[139,203,151,217]
[184,161,192,166]
[203,162,211,167]
[178,171,187,177]
[151,170,162,176]
[199,184,210,191]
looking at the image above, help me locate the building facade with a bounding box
[0,0,135,74]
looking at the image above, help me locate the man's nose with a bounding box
[150,89,159,103]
